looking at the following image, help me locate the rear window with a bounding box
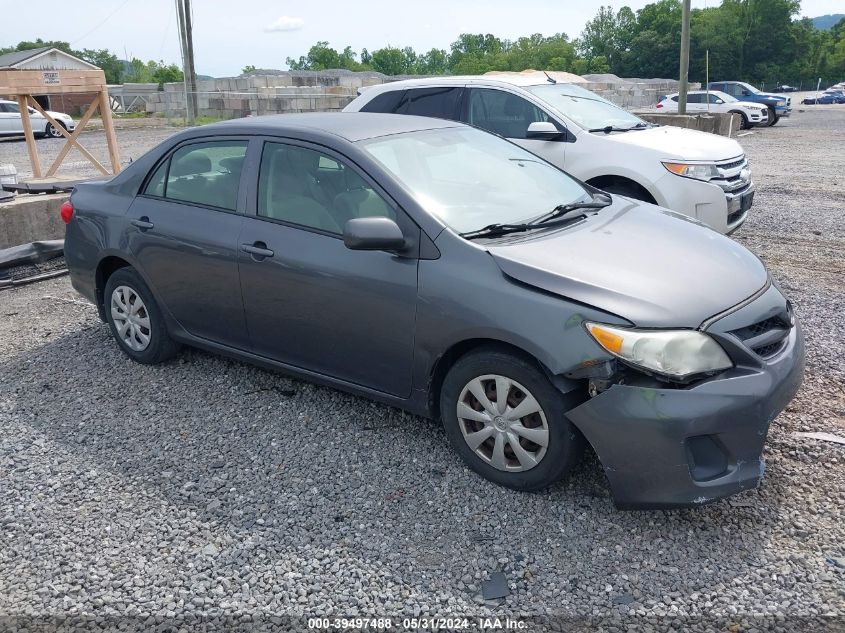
[360,90,406,113]
[396,87,463,120]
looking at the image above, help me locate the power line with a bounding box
[72,0,133,46]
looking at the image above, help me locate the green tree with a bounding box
[241,64,257,74]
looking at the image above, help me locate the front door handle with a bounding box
[241,242,274,259]
[131,217,154,230]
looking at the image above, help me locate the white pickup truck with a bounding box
[344,76,754,234]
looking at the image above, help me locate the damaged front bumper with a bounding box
[565,312,804,510]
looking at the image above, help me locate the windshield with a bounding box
[739,82,760,95]
[527,83,645,131]
[358,127,589,234]
[714,91,738,102]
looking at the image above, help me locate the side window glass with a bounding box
[397,87,462,120]
[257,142,395,235]
[687,94,702,104]
[467,89,551,139]
[163,141,248,211]
[144,160,168,197]
[360,90,406,113]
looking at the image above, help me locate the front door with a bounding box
[463,87,566,168]
[238,140,419,397]
[127,138,251,349]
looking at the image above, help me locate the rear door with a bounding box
[237,138,419,397]
[126,137,252,350]
[463,87,566,167]
[0,102,22,133]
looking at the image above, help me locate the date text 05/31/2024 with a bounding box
[308,617,529,630]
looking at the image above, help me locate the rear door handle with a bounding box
[131,217,154,230]
[240,242,274,259]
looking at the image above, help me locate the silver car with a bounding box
[0,99,76,138]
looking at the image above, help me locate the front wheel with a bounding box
[46,122,65,138]
[730,111,750,129]
[104,267,180,364]
[439,348,584,491]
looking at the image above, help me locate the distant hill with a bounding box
[811,14,845,30]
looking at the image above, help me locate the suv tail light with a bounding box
[60,200,74,223]
[656,102,663,108]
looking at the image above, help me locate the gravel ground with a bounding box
[0,126,178,180]
[0,109,843,631]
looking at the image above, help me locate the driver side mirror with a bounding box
[526,121,563,140]
[715,99,724,104]
[343,217,406,252]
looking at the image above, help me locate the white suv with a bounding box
[656,90,769,128]
[344,76,754,234]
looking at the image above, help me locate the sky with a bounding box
[3,0,843,77]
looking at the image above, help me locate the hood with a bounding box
[755,92,786,102]
[487,199,768,328]
[45,110,71,120]
[735,101,766,111]
[602,125,743,161]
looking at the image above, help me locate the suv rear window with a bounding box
[360,90,406,113]
[396,87,463,120]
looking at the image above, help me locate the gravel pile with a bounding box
[0,110,843,631]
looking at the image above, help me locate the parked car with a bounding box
[345,76,755,234]
[0,99,76,138]
[801,91,845,105]
[63,113,804,509]
[707,81,792,125]
[656,90,769,128]
[774,84,798,92]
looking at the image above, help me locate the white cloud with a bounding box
[264,16,305,32]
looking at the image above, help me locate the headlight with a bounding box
[662,161,719,181]
[585,322,733,380]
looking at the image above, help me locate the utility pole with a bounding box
[678,0,691,115]
[175,0,197,125]
[183,0,198,121]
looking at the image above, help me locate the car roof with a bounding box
[195,112,463,142]
[360,75,562,93]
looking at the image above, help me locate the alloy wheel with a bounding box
[456,374,549,472]
[110,285,151,351]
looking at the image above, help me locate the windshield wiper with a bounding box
[588,122,649,133]
[532,192,613,224]
[461,193,612,240]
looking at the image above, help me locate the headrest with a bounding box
[219,155,245,174]
[170,153,211,177]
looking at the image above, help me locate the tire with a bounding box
[439,348,584,491]
[730,111,750,129]
[766,108,778,127]
[45,121,65,138]
[103,267,180,364]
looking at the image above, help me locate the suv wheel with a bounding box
[440,348,584,491]
[104,267,179,364]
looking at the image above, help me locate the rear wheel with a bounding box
[439,348,584,491]
[104,267,179,364]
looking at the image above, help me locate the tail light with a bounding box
[60,200,74,224]
[656,103,663,108]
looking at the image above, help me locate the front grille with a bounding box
[719,157,745,171]
[729,314,791,359]
[727,209,746,225]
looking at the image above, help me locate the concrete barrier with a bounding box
[0,193,68,250]
[634,112,742,136]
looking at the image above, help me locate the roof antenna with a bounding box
[544,71,557,84]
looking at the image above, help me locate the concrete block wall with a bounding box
[139,72,700,118]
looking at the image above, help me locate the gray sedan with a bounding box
[62,113,804,508]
